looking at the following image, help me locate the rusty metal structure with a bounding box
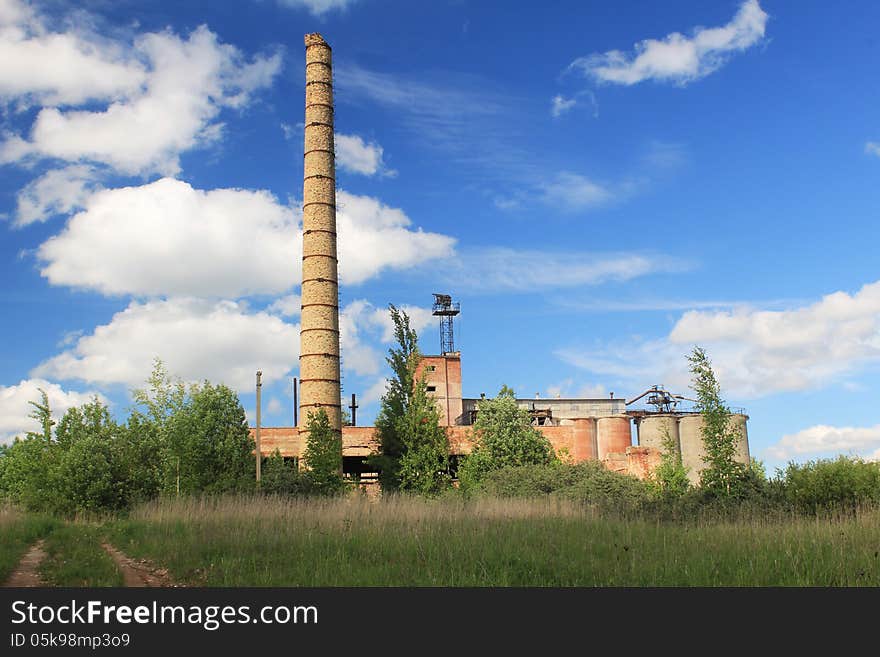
[299,33,342,441]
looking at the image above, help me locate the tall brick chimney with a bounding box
[299,33,342,442]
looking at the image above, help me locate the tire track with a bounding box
[101,543,177,587]
[3,540,47,587]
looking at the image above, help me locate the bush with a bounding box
[260,451,316,496]
[780,456,880,513]
[0,364,258,515]
[458,386,556,491]
[476,461,651,513]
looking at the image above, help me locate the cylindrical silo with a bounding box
[636,414,680,457]
[572,417,597,462]
[678,414,706,485]
[729,413,750,466]
[596,415,631,460]
[299,33,342,442]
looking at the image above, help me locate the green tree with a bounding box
[648,426,690,500]
[303,409,344,495]
[396,372,451,496]
[687,346,746,497]
[0,388,60,511]
[131,358,194,494]
[457,385,556,491]
[165,381,255,494]
[0,433,59,511]
[131,358,191,431]
[118,413,162,504]
[26,387,55,442]
[371,304,421,491]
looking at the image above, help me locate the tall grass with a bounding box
[107,495,880,586]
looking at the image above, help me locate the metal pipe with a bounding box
[255,370,262,484]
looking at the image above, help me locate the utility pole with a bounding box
[349,393,358,426]
[256,370,262,485]
[293,377,298,428]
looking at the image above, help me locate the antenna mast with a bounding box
[432,293,460,355]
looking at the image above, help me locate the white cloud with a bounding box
[37,178,299,297]
[551,95,576,118]
[360,376,390,406]
[557,279,880,400]
[449,249,685,292]
[0,18,281,175]
[277,0,359,16]
[571,0,767,86]
[31,297,300,392]
[0,378,105,445]
[335,133,396,177]
[334,64,523,181]
[556,338,692,400]
[36,180,455,297]
[266,397,283,415]
[339,300,434,376]
[866,142,880,157]
[14,165,99,226]
[267,294,302,318]
[0,0,147,107]
[281,122,302,140]
[339,300,384,377]
[336,190,456,284]
[577,383,608,398]
[667,280,880,395]
[545,378,607,399]
[767,424,880,461]
[539,172,613,210]
[546,378,572,398]
[366,304,434,343]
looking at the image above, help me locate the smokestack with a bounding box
[299,33,342,441]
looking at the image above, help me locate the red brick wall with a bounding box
[249,422,661,480]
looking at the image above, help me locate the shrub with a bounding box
[477,461,651,513]
[260,451,316,496]
[781,456,880,513]
[458,386,555,491]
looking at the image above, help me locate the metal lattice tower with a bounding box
[432,293,460,354]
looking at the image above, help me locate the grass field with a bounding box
[103,495,880,586]
[0,506,57,583]
[39,523,124,587]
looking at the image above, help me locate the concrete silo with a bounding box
[572,417,598,461]
[678,412,751,484]
[730,413,750,466]
[678,414,707,485]
[596,415,632,460]
[636,414,680,456]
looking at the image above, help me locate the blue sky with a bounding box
[2,0,880,473]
